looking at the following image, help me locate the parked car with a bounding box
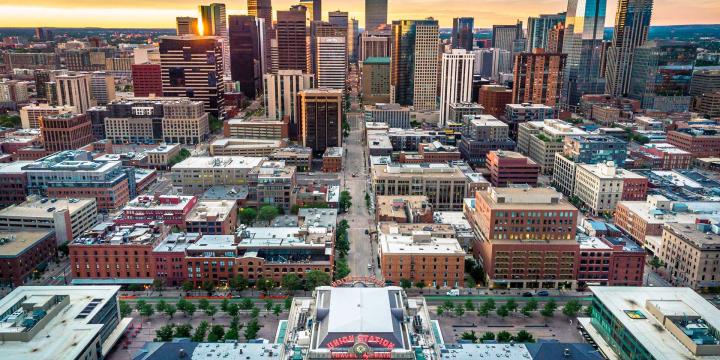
[537,290,549,297]
[446,289,460,296]
[522,292,534,297]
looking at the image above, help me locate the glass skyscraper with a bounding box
[452,17,475,51]
[526,12,566,52]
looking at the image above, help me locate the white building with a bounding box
[55,72,94,113]
[316,37,347,91]
[19,104,75,129]
[0,197,98,245]
[264,70,315,129]
[89,71,116,105]
[439,49,475,126]
[573,161,645,215]
[171,156,265,193]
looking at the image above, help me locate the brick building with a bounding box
[666,128,720,158]
[478,85,512,117]
[131,63,163,97]
[0,230,56,287]
[322,147,343,172]
[376,195,433,223]
[40,113,94,152]
[115,195,198,230]
[486,150,539,187]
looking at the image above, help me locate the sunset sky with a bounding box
[0,0,718,29]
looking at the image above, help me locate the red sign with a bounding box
[326,335,395,350]
[331,352,392,359]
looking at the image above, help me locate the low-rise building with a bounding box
[376,195,433,223]
[145,143,182,170]
[517,119,587,174]
[458,115,515,165]
[0,161,30,209]
[363,103,410,129]
[447,102,484,124]
[223,116,289,139]
[576,235,645,287]
[0,285,127,360]
[209,138,286,156]
[115,195,197,230]
[398,142,462,164]
[658,222,720,290]
[249,161,297,211]
[322,147,343,172]
[667,127,720,157]
[0,230,56,287]
[504,103,554,139]
[152,232,201,286]
[291,184,340,209]
[630,142,693,170]
[486,150,539,187]
[367,132,393,156]
[378,225,465,288]
[270,147,313,171]
[0,197,97,245]
[171,156,265,194]
[573,162,647,215]
[185,200,238,235]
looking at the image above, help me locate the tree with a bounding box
[258,205,280,222]
[540,300,557,318]
[198,298,210,311]
[174,324,193,338]
[256,278,276,294]
[463,299,475,312]
[460,330,478,343]
[339,191,352,212]
[514,330,535,343]
[442,300,455,312]
[219,298,229,313]
[152,278,165,294]
[650,256,665,270]
[182,281,194,294]
[265,299,274,312]
[244,318,260,340]
[334,258,351,280]
[208,325,225,342]
[209,115,222,133]
[399,279,412,289]
[155,299,167,313]
[480,332,495,342]
[584,305,593,317]
[454,305,465,317]
[156,324,175,341]
[135,299,147,312]
[281,274,302,293]
[496,305,509,319]
[562,300,582,318]
[335,232,350,258]
[227,303,240,317]
[201,280,215,295]
[505,299,518,313]
[305,270,332,290]
[251,306,260,318]
[139,303,155,319]
[273,303,283,317]
[497,331,512,343]
[522,299,538,316]
[479,299,495,317]
[415,281,426,290]
[238,208,258,225]
[57,241,70,257]
[164,304,177,319]
[205,305,218,319]
[120,300,132,317]
[192,321,209,342]
[176,299,189,312]
[230,275,249,293]
[240,298,254,310]
[436,307,445,316]
[284,297,293,310]
[183,302,196,317]
[224,327,239,341]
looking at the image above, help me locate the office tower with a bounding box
[89,71,116,105]
[439,49,475,126]
[360,29,391,62]
[349,18,359,62]
[229,15,262,99]
[132,63,162,97]
[362,57,391,104]
[65,48,116,72]
[316,37,347,90]
[561,0,607,110]
[526,12,565,51]
[328,11,348,28]
[248,0,273,73]
[299,0,321,22]
[40,113,93,152]
[690,70,720,99]
[547,23,565,53]
[491,48,513,81]
[605,0,654,98]
[277,7,309,72]
[55,72,93,113]
[452,18,474,51]
[479,85,512,117]
[310,21,346,74]
[491,21,523,52]
[199,3,229,76]
[264,70,315,136]
[473,49,494,78]
[390,19,439,111]
[176,17,199,36]
[20,104,75,129]
[629,40,696,112]
[159,36,225,118]
[512,49,567,107]
[0,80,29,104]
[34,70,50,100]
[298,89,343,153]
[365,0,388,30]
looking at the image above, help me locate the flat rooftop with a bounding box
[379,231,465,255]
[124,195,195,212]
[664,223,720,249]
[173,156,265,170]
[373,163,466,178]
[201,186,249,201]
[186,235,236,252]
[186,200,235,223]
[145,143,181,154]
[0,230,54,257]
[153,232,201,253]
[0,197,95,219]
[618,200,720,225]
[481,187,576,209]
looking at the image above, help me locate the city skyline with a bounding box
[1,0,719,28]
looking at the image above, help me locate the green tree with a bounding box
[454,305,465,317]
[208,115,222,133]
[479,299,496,317]
[265,299,274,312]
[284,297,293,310]
[119,300,132,317]
[522,299,538,316]
[335,232,350,258]
[436,307,445,316]
[183,302,196,317]
[240,298,254,310]
[182,281,194,294]
[505,299,518,313]
[442,300,455,312]
[281,273,302,293]
[174,324,193,338]
[176,299,189,313]
[562,300,582,318]
[584,305,593,317]
[139,303,155,319]
[156,324,175,341]
[155,299,167,313]
[460,330,478,343]
[205,305,218,319]
[244,319,260,340]
[224,327,239,341]
[514,330,535,343]
[201,280,215,295]
[273,303,283,317]
[256,277,276,294]
[415,281,426,290]
[496,331,512,343]
[650,256,665,270]
[334,258,351,280]
[57,241,70,257]
[496,305,509,319]
[480,331,495,342]
[258,205,280,222]
[251,306,260,318]
[399,278,412,289]
[238,208,258,225]
[164,304,177,319]
[208,325,225,342]
[540,300,557,318]
[230,274,249,293]
[220,298,230,312]
[135,299,147,312]
[198,298,210,311]
[152,278,165,294]
[339,191,352,212]
[192,321,209,342]
[227,303,240,317]
[305,270,332,290]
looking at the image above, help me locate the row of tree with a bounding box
[460,329,535,344]
[334,219,351,280]
[436,299,586,319]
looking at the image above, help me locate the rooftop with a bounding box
[618,197,720,225]
[506,103,554,110]
[577,162,646,180]
[186,200,236,223]
[124,195,196,212]
[201,186,250,201]
[186,235,237,252]
[227,116,287,125]
[0,230,55,257]
[664,222,720,250]
[0,197,95,219]
[465,115,507,127]
[73,222,166,246]
[134,340,282,360]
[482,187,575,209]
[379,230,464,255]
[152,232,201,253]
[146,143,181,154]
[323,147,343,157]
[439,344,533,360]
[173,156,265,170]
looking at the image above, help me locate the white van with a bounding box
[446,289,460,296]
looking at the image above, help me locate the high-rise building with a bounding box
[629,40,695,112]
[159,36,225,118]
[547,23,565,53]
[229,15,263,99]
[605,0,654,98]
[198,3,229,76]
[439,49,475,126]
[298,88,342,153]
[362,57,391,104]
[20,104,75,129]
[390,19,439,111]
[561,0,607,110]
[248,0,273,73]
[328,11,352,61]
[691,70,720,98]
[349,18,359,62]
[478,84,512,117]
[277,7,309,72]
[89,71,115,105]
[40,113,94,152]
[264,70,315,137]
[310,21,346,74]
[365,0,388,31]
[491,22,523,52]
[360,29,391,62]
[299,0,322,22]
[131,63,163,97]
[316,37,348,90]
[512,49,567,107]
[526,12,565,51]
[452,17,474,51]
[55,72,93,113]
[176,17,199,36]
[491,48,513,81]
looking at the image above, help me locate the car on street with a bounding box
[446,289,460,296]
[522,292,534,297]
[537,290,549,297]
